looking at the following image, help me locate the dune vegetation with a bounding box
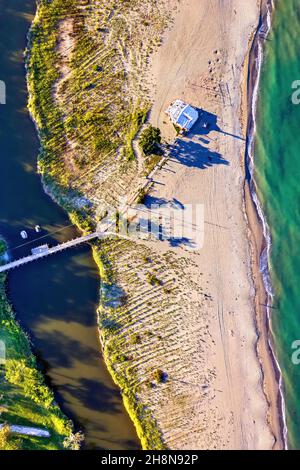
[26,0,169,229]
[27,0,186,450]
[1,238,72,450]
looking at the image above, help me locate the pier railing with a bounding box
[0,231,102,273]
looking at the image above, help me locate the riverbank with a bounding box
[0,0,75,448]
[92,245,166,450]
[0,0,139,451]
[0,240,72,450]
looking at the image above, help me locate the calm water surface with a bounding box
[0,0,138,450]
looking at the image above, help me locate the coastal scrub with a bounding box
[27,0,172,449]
[0,246,73,450]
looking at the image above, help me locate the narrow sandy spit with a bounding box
[146,0,283,449]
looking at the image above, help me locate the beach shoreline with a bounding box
[245,0,287,449]
[145,0,284,448]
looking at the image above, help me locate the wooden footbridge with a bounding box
[0,146,172,275]
[0,231,108,274]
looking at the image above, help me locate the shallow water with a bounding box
[0,0,139,450]
[254,0,300,449]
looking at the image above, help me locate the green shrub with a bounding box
[131,333,142,345]
[0,425,22,450]
[0,240,6,256]
[153,369,165,383]
[6,359,54,408]
[147,273,162,286]
[139,125,161,156]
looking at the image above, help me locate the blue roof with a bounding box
[176,105,199,130]
[167,100,199,131]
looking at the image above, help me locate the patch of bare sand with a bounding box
[53,18,74,99]
[53,18,77,174]
[143,0,283,449]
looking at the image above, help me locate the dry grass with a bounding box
[95,238,228,449]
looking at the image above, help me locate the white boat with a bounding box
[35,225,41,233]
[31,244,49,256]
[20,230,28,239]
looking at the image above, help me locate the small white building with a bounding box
[166,99,199,132]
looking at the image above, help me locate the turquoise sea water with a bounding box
[254,0,300,449]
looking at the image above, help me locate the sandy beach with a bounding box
[25,0,286,450]
[140,0,284,449]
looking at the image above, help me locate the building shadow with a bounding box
[130,195,201,250]
[190,108,246,141]
[169,139,229,169]
[165,106,248,169]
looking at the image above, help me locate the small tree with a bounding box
[0,239,6,257]
[131,333,142,345]
[63,431,84,450]
[153,369,165,383]
[0,424,22,450]
[139,125,161,156]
